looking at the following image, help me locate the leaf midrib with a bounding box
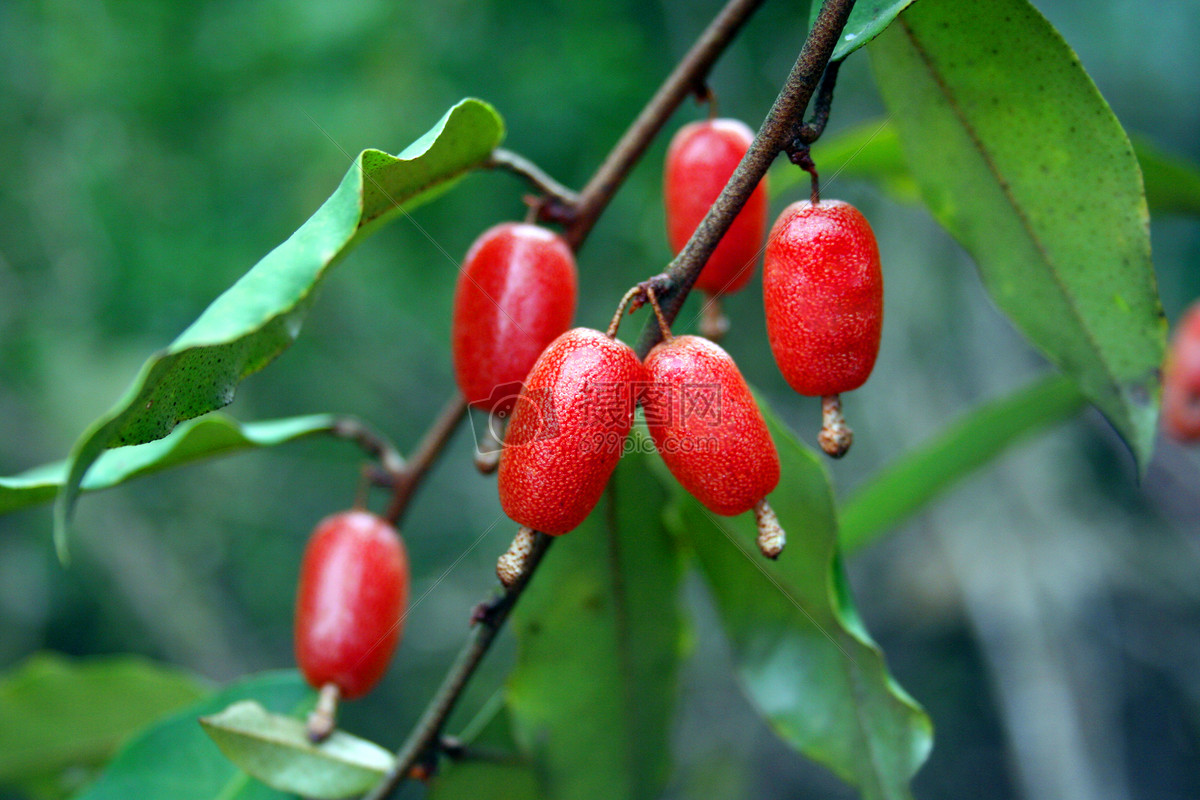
[895,15,1125,424]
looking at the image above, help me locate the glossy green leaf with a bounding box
[54,98,505,557]
[200,701,392,799]
[1,413,339,515]
[840,374,1086,553]
[666,397,931,800]
[772,119,1200,219]
[506,436,685,800]
[869,0,1164,469]
[811,0,917,61]
[0,653,205,791]
[75,670,313,800]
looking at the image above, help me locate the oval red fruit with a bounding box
[1163,301,1200,441]
[294,510,409,700]
[452,222,578,416]
[763,199,883,396]
[498,328,645,535]
[664,119,769,296]
[643,335,779,515]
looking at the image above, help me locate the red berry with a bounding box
[452,223,578,416]
[1163,301,1200,441]
[642,335,779,516]
[763,199,883,396]
[294,511,409,700]
[498,328,645,535]
[664,119,769,296]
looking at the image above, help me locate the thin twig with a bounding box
[485,148,581,213]
[634,0,857,357]
[362,532,554,800]
[564,0,769,249]
[383,394,469,526]
[329,416,406,478]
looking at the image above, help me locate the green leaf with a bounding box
[666,397,931,800]
[1132,134,1200,218]
[54,98,505,558]
[812,0,917,61]
[74,670,313,800]
[869,0,1165,469]
[506,435,685,800]
[1,413,339,515]
[199,701,392,800]
[840,374,1086,553]
[428,760,539,800]
[0,653,206,792]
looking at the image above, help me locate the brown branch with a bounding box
[383,393,468,526]
[484,148,581,217]
[563,0,769,250]
[361,531,553,800]
[634,0,857,357]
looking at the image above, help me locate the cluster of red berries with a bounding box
[286,116,884,736]
[443,117,882,585]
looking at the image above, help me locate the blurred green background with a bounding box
[1,0,1199,798]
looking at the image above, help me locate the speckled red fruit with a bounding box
[498,328,645,535]
[664,119,769,296]
[294,511,409,700]
[1163,301,1200,441]
[763,199,883,396]
[452,223,578,415]
[642,335,779,516]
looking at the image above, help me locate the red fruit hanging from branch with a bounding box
[452,223,578,469]
[664,119,769,338]
[495,327,645,584]
[763,199,883,458]
[294,510,409,740]
[642,332,785,557]
[1163,300,1200,442]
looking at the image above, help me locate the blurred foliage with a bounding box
[1,1,1199,799]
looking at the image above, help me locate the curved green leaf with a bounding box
[840,374,1086,553]
[75,671,312,800]
[869,0,1164,469]
[812,0,917,61]
[1,413,339,515]
[54,98,505,557]
[0,653,206,792]
[200,701,392,799]
[506,436,685,800]
[666,397,931,800]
